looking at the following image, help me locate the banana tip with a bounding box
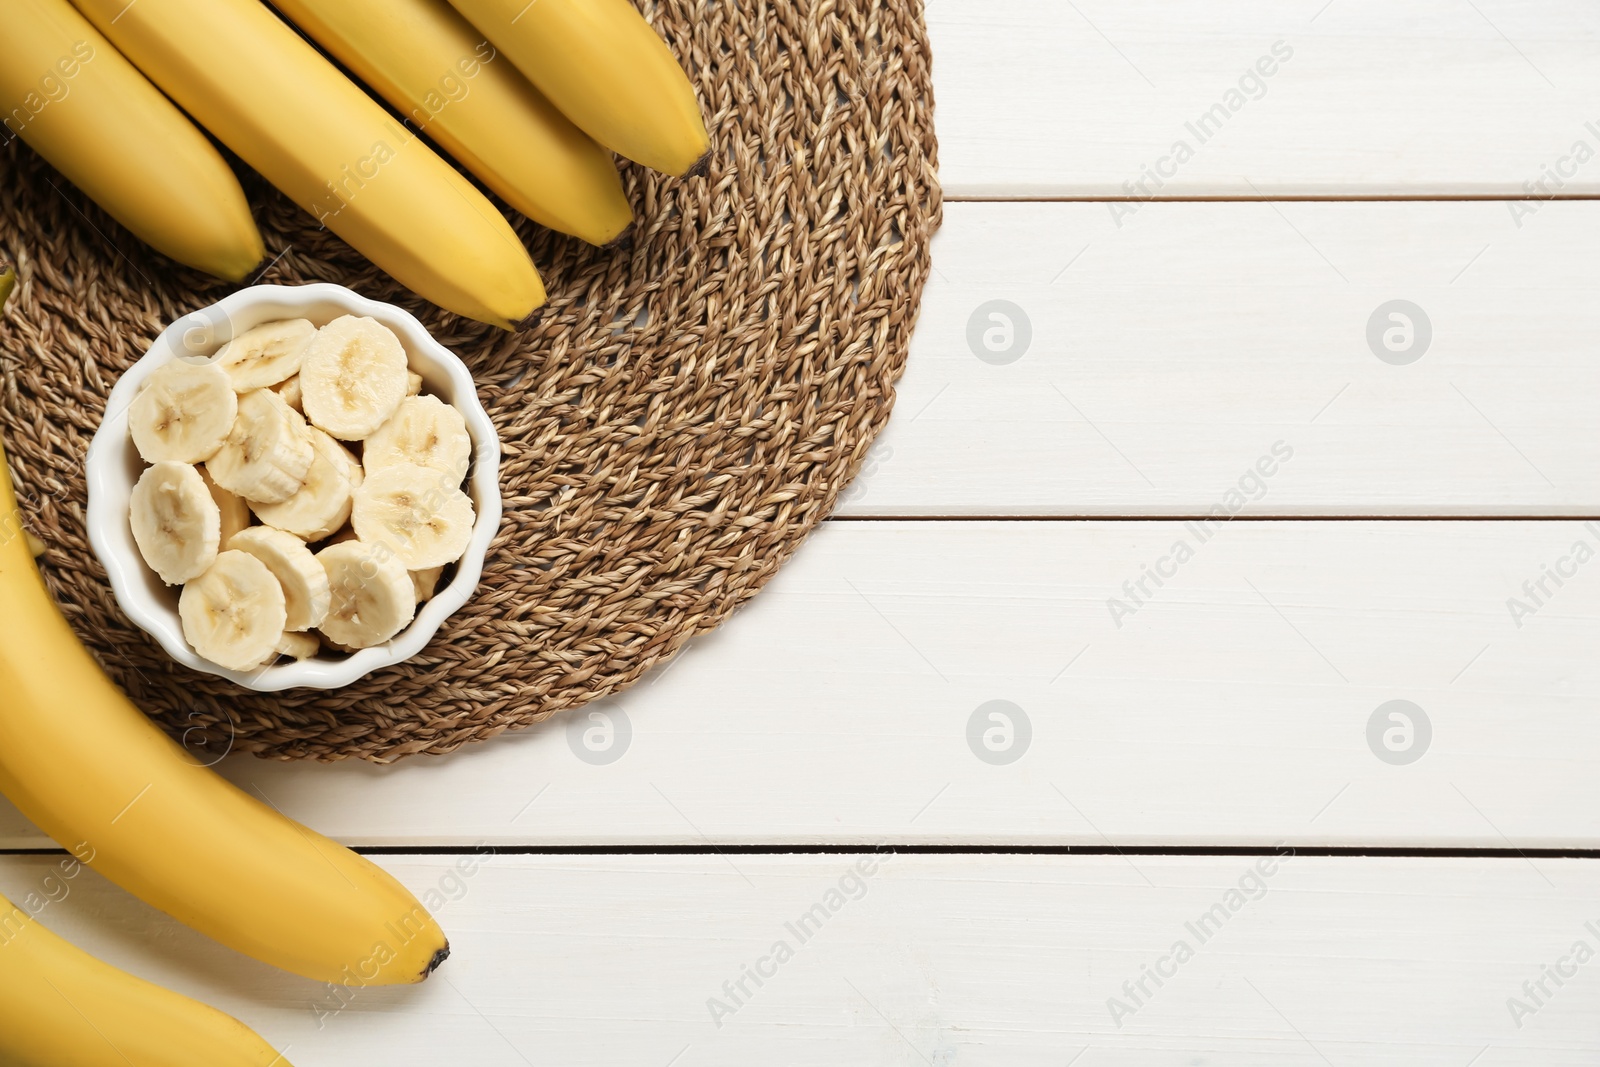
[510,305,546,333]
[684,150,712,180]
[423,943,451,979]
[221,251,268,285]
[602,225,635,254]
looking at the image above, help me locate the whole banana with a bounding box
[446,0,710,177]
[72,0,545,329]
[0,892,291,1066]
[0,442,449,985]
[0,0,263,280]
[271,0,634,247]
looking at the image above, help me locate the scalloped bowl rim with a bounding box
[84,283,502,692]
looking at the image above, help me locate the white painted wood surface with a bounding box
[839,200,1600,516]
[11,4,1600,1062]
[1,853,1596,1065]
[930,0,1600,198]
[6,520,1597,848]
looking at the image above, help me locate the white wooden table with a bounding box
[8,2,1600,1061]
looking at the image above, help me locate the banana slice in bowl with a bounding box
[352,464,477,571]
[213,317,315,391]
[85,283,502,692]
[128,360,238,464]
[227,526,330,633]
[178,549,288,672]
[300,315,410,440]
[363,395,472,479]
[204,388,315,504]
[249,427,361,541]
[129,461,222,585]
[317,541,417,649]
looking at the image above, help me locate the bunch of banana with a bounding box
[0,0,264,280]
[7,0,707,321]
[71,0,545,329]
[0,892,292,1066]
[0,436,451,984]
[128,315,478,666]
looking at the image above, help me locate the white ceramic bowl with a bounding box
[85,283,502,692]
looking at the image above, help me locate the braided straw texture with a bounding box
[0,0,941,761]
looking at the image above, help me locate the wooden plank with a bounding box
[837,199,1600,516]
[5,520,1597,848]
[930,0,1600,198]
[2,852,1597,1064]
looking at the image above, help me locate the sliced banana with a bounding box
[317,541,416,649]
[275,374,303,413]
[250,428,362,541]
[406,371,423,396]
[129,462,220,585]
[205,389,314,504]
[198,466,252,545]
[178,550,287,671]
[129,360,237,464]
[273,631,320,661]
[411,566,444,605]
[228,526,330,632]
[300,315,409,440]
[213,318,315,391]
[350,463,476,570]
[363,395,472,481]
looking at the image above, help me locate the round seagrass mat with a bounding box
[0,0,941,761]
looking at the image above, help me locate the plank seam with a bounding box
[944,195,1600,204]
[828,515,1600,522]
[8,846,1600,858]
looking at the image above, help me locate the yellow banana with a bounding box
[445,0,709,177]
[0,0,263,281]
[0,441,448,986]
[271,0,633,247]
[0,892,291,1066]
[73,0,545,329]
[0,263,13,307]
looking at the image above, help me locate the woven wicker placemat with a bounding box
[0,0,941,761]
